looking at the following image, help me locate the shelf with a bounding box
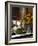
[11,33,33,39]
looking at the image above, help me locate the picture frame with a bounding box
[5,1,37,45]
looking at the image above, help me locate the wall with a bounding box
[0,0,38,46]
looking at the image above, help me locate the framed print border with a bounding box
[5,1,37,45]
